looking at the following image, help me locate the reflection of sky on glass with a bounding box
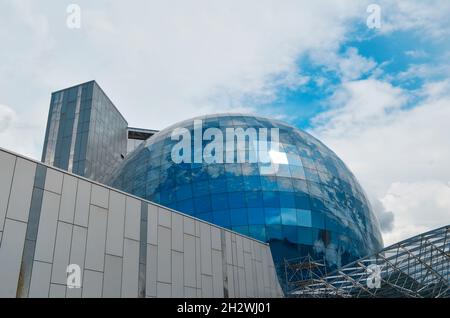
[107,114,383,271]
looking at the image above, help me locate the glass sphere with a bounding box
[107,114,383,269]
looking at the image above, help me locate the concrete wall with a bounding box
[0,147,283,298]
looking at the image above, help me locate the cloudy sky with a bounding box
[0,0,449,245]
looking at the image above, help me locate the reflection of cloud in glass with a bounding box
[107,114,383,273]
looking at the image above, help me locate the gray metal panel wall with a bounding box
[0,147,283,298]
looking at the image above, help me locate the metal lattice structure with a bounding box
[284,225,450,298]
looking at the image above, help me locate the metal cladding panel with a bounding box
[6,157,36,222]
[171,213,183,252]
[171,251,184,297]
[85,205,108,272]
[51,222,73,285]
[44,168,63,194]
[200,222,212,276]
[66,225,87,298]
[145,244,157,298]
[91,184,109,209]
[49,284,66,298]
[103,254,123,298]
[122,238,140,298]
[34,191,60,263]
[157,226,171,283]
[0,151,15,230]
[29,261,52,298]
[183,234,196,288]
[0,219,27,297]
[74,179,91,227]
[82,270,103,298]
[147,204,158,245]
[59,175,77,223]
[124,197,141,241]
[107,191,126,256]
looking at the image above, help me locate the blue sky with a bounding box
[0,0,449,244]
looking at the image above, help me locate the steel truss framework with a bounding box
[284,225,450,298]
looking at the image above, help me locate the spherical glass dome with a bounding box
[107,114,383,268]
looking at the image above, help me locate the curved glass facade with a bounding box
[107,114,383,269]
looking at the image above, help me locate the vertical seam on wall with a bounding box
[81,183,93,297]
[120,196,127,297]
[155,208,159,297]
[1,157,17,235]
[220,229,229,298]
[209,226,213,297]
[48,172,64,298]
[65,177,78,298]
[138,201,148,298]
[100,191,110,298]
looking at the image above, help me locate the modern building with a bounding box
[127,127,159,155]
[0,147,282,298]
[5,80,430,298]
[41,81,159,184]
[107,114,383,273]
[40,81,383,286]
[41,81,128,183]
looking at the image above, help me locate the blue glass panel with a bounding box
[263,191,280,208]
[227,192,246,209]
[213,210,231,227]
[245,191,264,208]
[266,225,283,240]
[195,195,211,213]
[279,192,296,208]
[295,193,311,210]
[277,177,294,192]
[248,208,265,225]
[176,184,193,201]
[289,165,306,179]
[198,213,213,223]
[211,193,229,211]
[311,210,325,229]
[193,180,210,197]
[297,227,314,245]
[230,208,248,226]
[275,164,291,178]
[281,208,297,226]
[265,208,281,225]
[177,200,195,215]
[283,225,297,242]
[248,225,266,242]
[286,153,303,166]
[244,176,261,191]
[260,177,278,191]
[292,179,308,193]
[209,178,227,194]
[232,226,249,236]
[297,209,312,227]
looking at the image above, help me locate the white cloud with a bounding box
[0,0,368,159]
[0,104,15,134]
[404,50,428,59]
[378,0,450,38]
[396,64,450,84]
[1,0,450,248]
[309,47,377,82]
[312,79,407,137]
[0,104,41,158]
[381,180,450,245]
[311,79,450,245]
